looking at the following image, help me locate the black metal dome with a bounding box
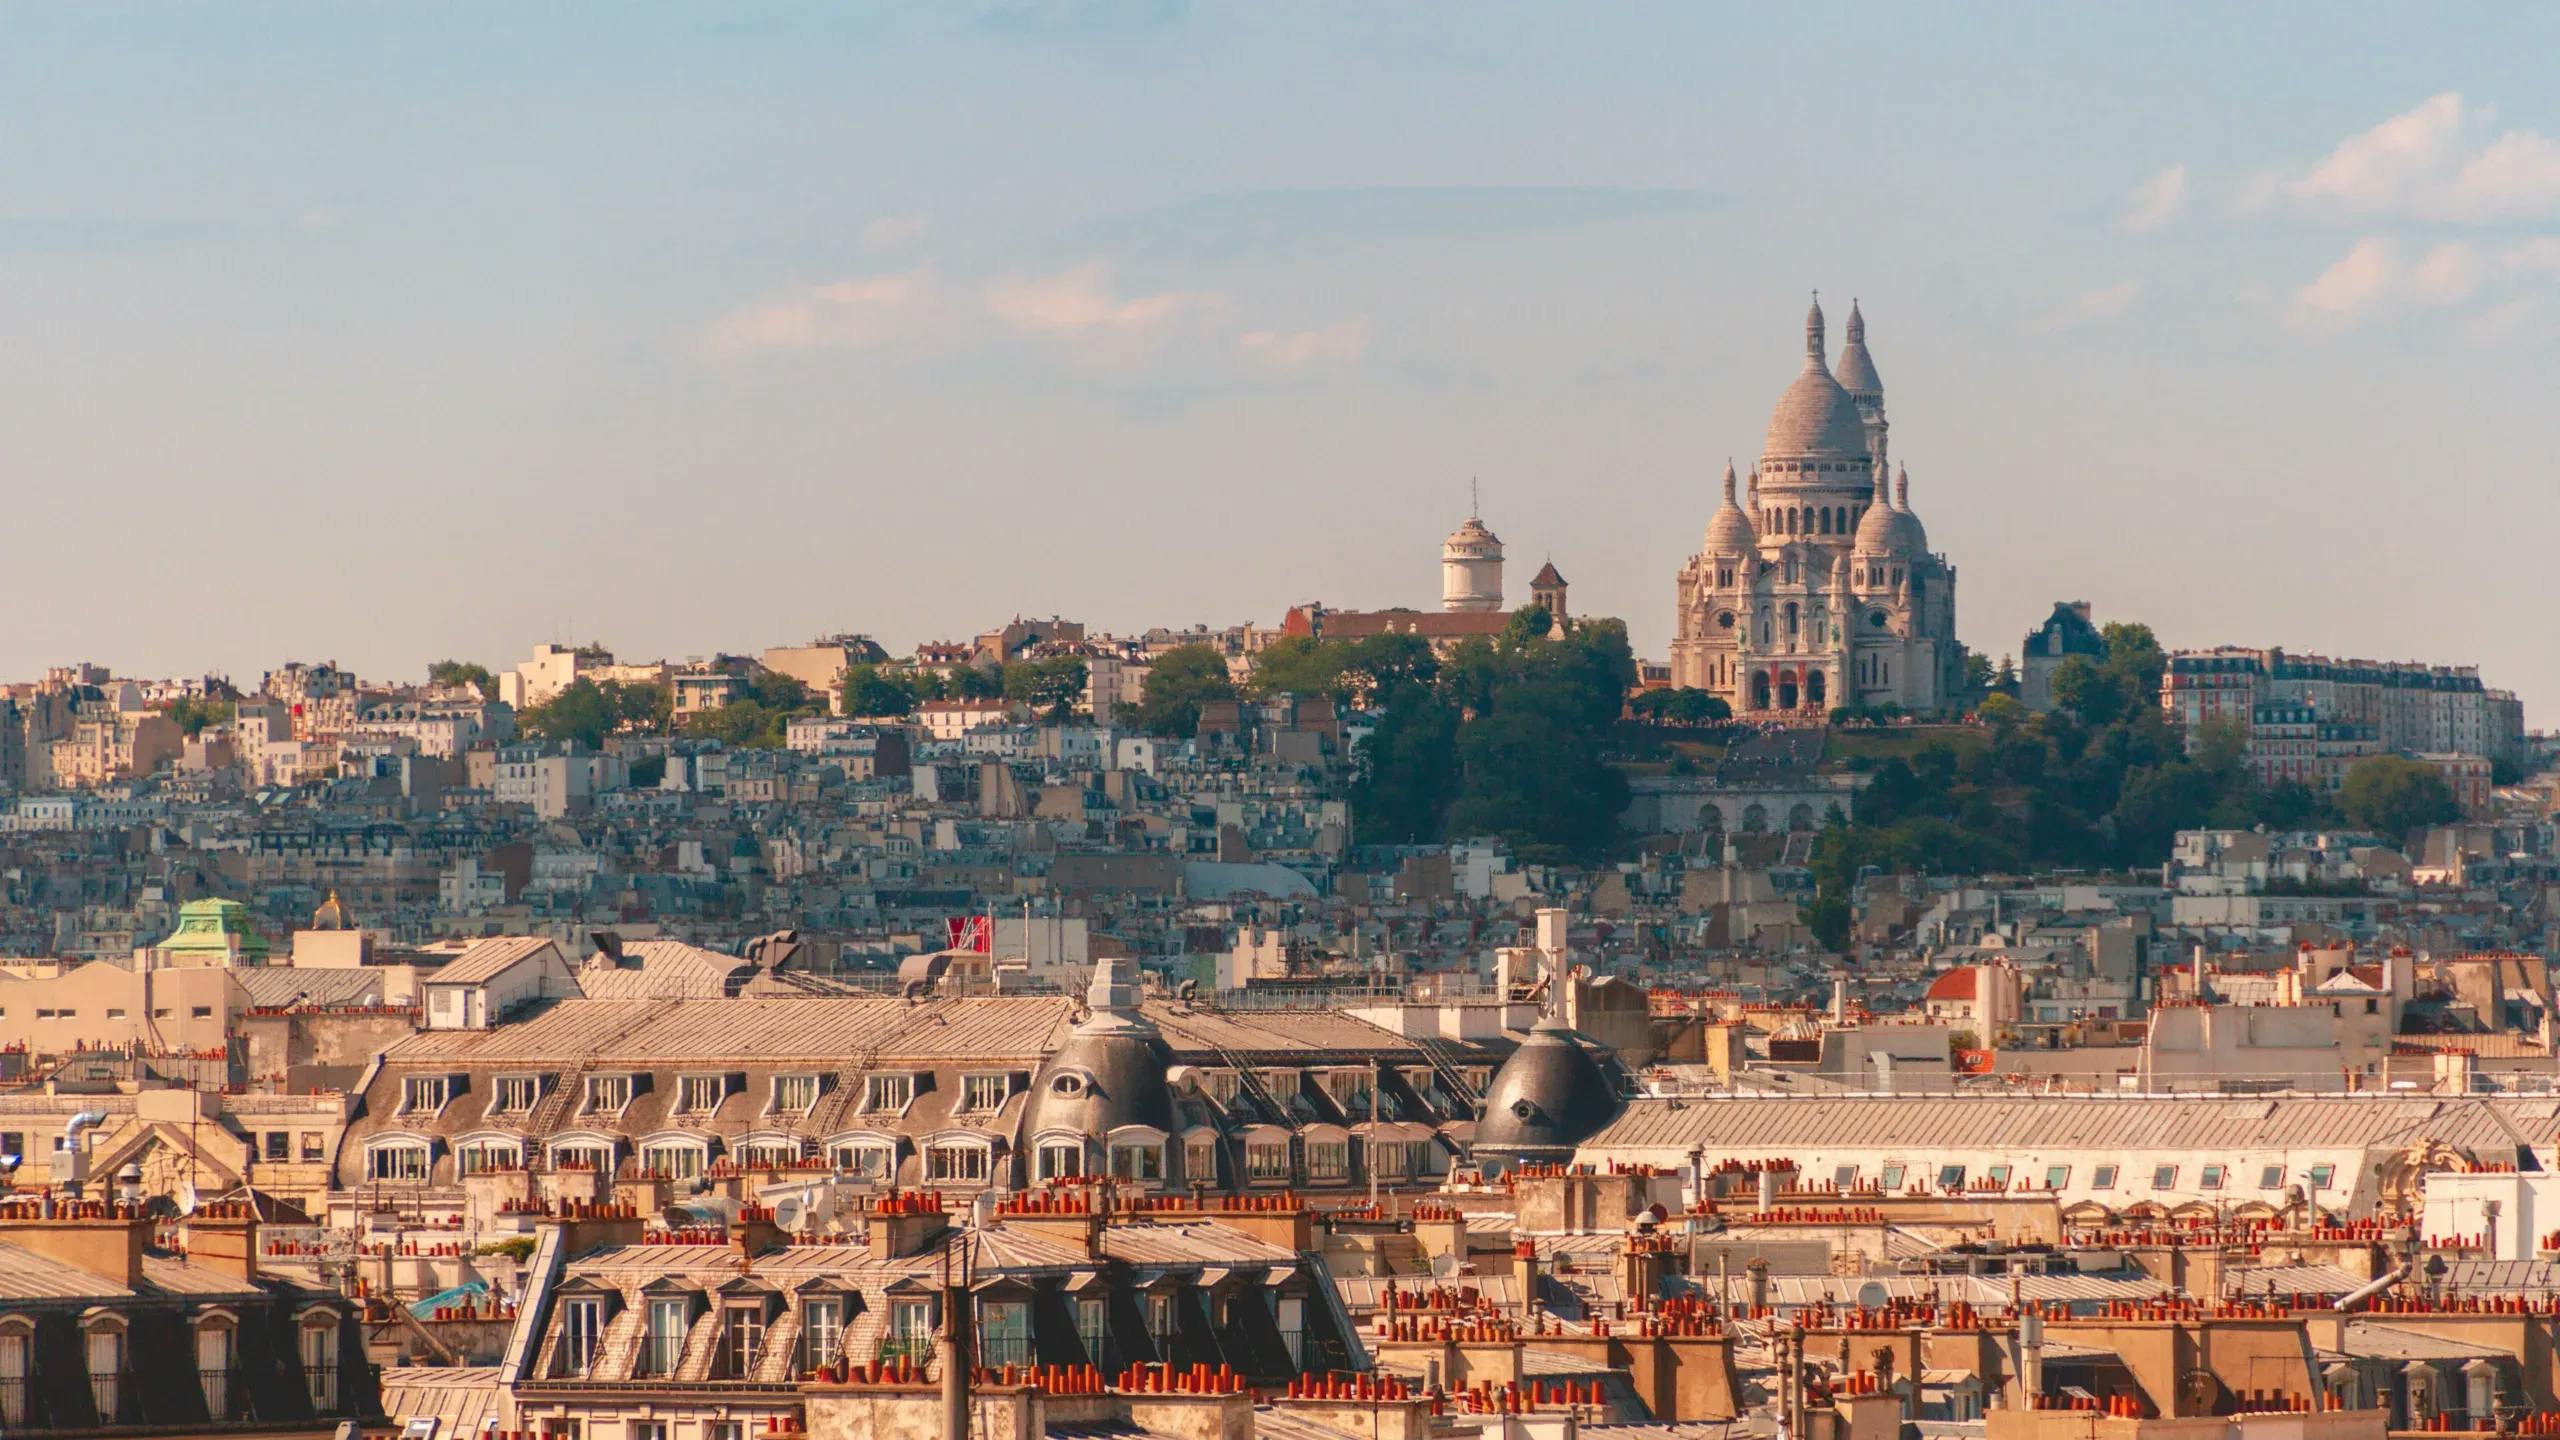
[1471,1019,1629,1169]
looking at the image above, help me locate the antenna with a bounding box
[1470,477,1479,519]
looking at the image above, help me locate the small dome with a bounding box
[1853,473,1903,554]
[1474,1019,1630,1167]
[1703,461,1758,556]
[1017,957,1177,1151]
[1834,300,1882,398]
[1444,515,1502,554]
[1893,464,1930,553]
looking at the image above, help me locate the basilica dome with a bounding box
[1702,461,1758,555]
[1763,299,1873,461]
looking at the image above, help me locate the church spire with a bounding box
[1805,291,1827,367]
[1894,462,1911,510]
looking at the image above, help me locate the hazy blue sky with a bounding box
[7,3,2557,712]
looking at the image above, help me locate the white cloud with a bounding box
[2504,237,2560,274]
[702,270,937,357]
[2411,242,2485,303]
[1236,318,1369,370]
[2293,238,2400,320]
[2038,282,2140,333]
[983,263,1226,336]
[2282,94,2560,221]
[2118,166,2187,232]
[2290,92,2469,210]
[2442,131,2560,220]
[861,214,930,253]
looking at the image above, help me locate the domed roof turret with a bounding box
[1702,461,1759,556]
[1017,956,1176,1153]
[1834,299,1882,400]
[1763,297,1873,462]
[1853,468,1903,555]
[1473,1016,1630,1169]
[1892,464,1929,553]
[1443,514,1502,557]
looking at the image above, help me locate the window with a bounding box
[925,1144,988,1182]
[644,1298,689,1377]
[265,1131,290,1161]
[459,1141,522,1176]
[885,1299,934,1362]
[1039,1141,1084,1180]
[105,1007,126,1020]
[961,1073,1009,1113]
[740,1139,802,1168]
[559,1299,604,1377]
[583,1074,632,1114]
[641,1143,705,1180]
[721,1307,765,1378]
[86,1324,125,1422]
[1879,1164,1906,1190]
[1186,1139,1216,1181]
[196,1321,235,1419]
[632,1425,668,1440]
[832,1143,892,1179]
[677,1075,725,1114]
[1247,1142,1290,1181]
[1276,1296,1305,1367]
[492,1076,540,1113]
[1110,1141,1164,1181]
[301,1319,338,1409]
[0,1135,18,1167]
[1834,1165,1858,1187]
[1986,1165,2012,1189]
[2308,1164,2336,1191]
[552,1143,613,1173]
[298,1132,323,1163]
[401,1075,451,1114]
[2200,1164,2227,1191]
[2044,1165,2071,1190]
[1200,1071,1241,1106]
[772,1074,820,1115]
[981,1300,1030,1367]
[0,1327,27,1426]
[803,1297,846,1371]
[709,1426,744,1440]
[1148,1294,1177,1348]
[1937,1164,1967,1191]
[192,1005,214,1019]
[865,1074,914,1112]
[367,1143,431,1182]
[2091,1165,2119,1191]
[1320,1070,1370,1112]
[1077,1297,1106,1364]
[1308,1142,1349,1182]
[2259,1164,2286,1190]
[2151,1164,2179,1191]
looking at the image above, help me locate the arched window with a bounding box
[1817,508,1831,535]
[1784,603,1799,638]
[1741,803,1770,833]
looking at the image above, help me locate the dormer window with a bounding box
[772,1074,821,1116]
[584,1074,633,1116]
[960,1074,1009,1113]
[401,1076,451,1115]
[678,1075,728,1115]
[865,1074,914,1113]
[491,1075,540,1114]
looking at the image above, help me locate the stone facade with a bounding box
[1670,299,1960,714]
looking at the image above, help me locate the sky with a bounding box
[5,2,2558,714]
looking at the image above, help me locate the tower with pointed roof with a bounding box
[1669,295,1960,718]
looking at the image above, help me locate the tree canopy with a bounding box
[1254,609,1636,861]
[1128,644,1236,737]
[428,660,496,698]
[517,678,669,750]
[2336,756,2459,838]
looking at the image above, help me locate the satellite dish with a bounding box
[1856,1281,1890,1310]
[177,1182,201,1217]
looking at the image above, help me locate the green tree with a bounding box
[841,664,918,718]
[2337,756,2459,838]
[1002,656,1087,720]
[518,679,617,749]
[428,660,495,697]
[165,696,234,738]
[1663,689,1729,725]
[1130,644,1236,737]
[1351,694,1462,844]
[952,665,1004,700]
[1501,604,1554,648]
[2047,655,2122,726]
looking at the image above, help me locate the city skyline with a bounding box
[7,3,2558,711]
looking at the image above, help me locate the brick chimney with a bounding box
[0,1198,150,1290]
[183,1199,263,1283]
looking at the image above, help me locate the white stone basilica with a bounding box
[1670,297,1960,714]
